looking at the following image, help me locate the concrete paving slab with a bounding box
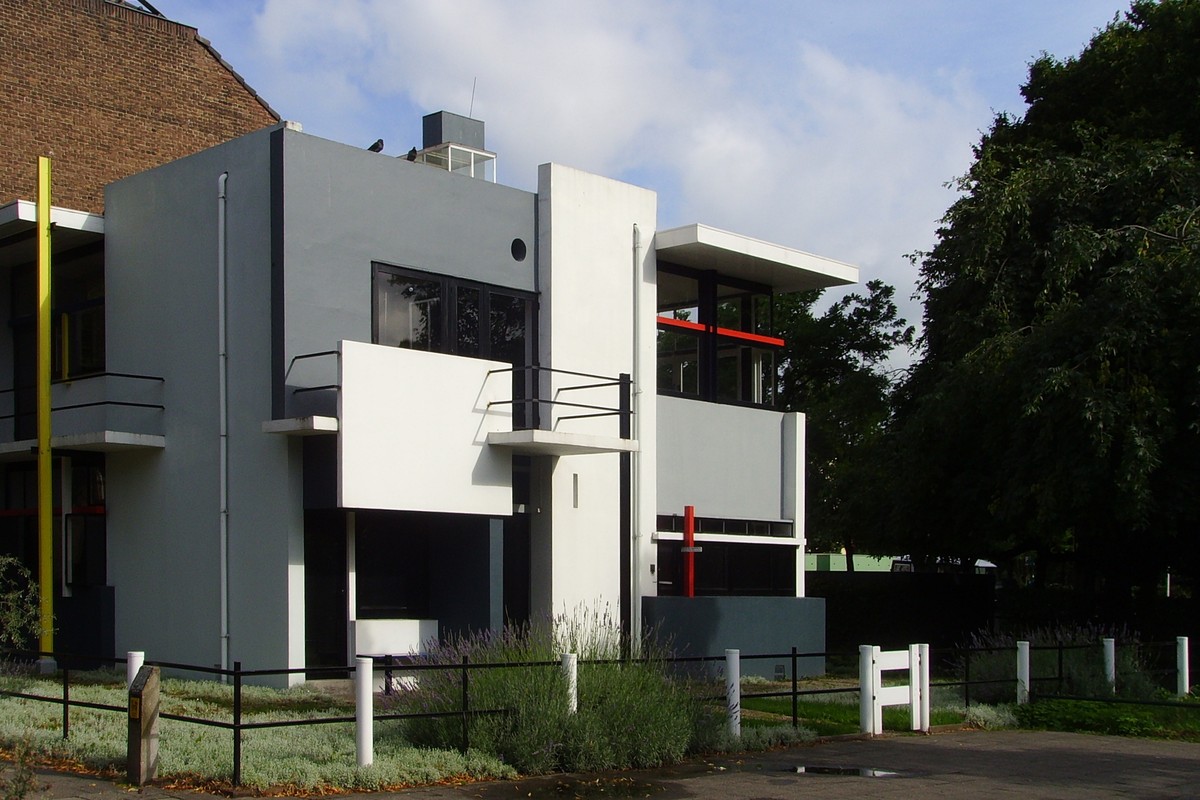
[28,730,1200,800]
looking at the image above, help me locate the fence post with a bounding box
[963,647,971,708]
[919,643,930,733]
[561,653,578,714]
[858,645,873,734]
[232,661,242,787]
[1102,637,1116,694]
[460,655,470,754]
[61,665,70,740]
[126,651,144,689]
[1016,641,1031,704]
[907,644,921,732]
[725,649,740,739]
[1057,642,1064,695]
[790,646,798,729]
[356,656,373,767]
[1178,637,1190,699]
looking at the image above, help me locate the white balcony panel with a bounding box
[657,395,802,524]
[338,340,513,515]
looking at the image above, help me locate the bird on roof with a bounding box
[368,139,384,153]
[406,147,418,161]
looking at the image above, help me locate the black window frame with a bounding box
[371,262,538,366]
[656,262,780,407]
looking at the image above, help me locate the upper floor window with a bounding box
[656,263,781,406]
[11,247,106,382]
[372,263,535,366]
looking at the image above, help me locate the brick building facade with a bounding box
[1,0,278,212]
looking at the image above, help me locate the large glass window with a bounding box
[373,264,535,366]
[375,272,442,350]
[656,264,781,406]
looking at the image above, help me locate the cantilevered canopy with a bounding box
[0,200,104,266]
[656,223,858,292]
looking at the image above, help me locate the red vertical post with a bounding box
[683,505,696,598]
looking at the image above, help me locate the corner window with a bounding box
[656,264,780,406]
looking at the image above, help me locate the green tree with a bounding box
[890,0,1200,594]
[0,555,40,650]
[776,280,913,562]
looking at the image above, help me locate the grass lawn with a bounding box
[0,671,514,792]
[742,692,966,736]
[1014,698,1200,741]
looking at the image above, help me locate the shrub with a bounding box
[392,610,706,774]
[0,557,39,651]
[0,740,37,800]
[958,624,1160,704]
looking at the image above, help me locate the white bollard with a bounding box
[127,651,144,689]
[919,643,931,732]
[858,645,873,734]
[561,653,578,714]
[1178,637,1190,699]
[1103,637,1116,694]
[1016,641,1031,705]
[725,649,740,739]
[908,644,921,731]
[355,656,373,767]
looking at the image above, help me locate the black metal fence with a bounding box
[0,640,1192,786]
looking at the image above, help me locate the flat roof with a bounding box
[656,223,857,292]
[0,200,105,269]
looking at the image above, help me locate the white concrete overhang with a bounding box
[0,431,165,461]
[487,429,639,456]
[655,223,858,292]
[262,416,340,436]
[0,200,105,268]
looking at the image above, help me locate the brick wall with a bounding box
[1,0,279,213]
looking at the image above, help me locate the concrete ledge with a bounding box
[261,416,339,435]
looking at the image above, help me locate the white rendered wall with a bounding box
[533,164,658,621]
[337,341,512,515]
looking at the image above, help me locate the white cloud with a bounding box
[234,0,997,335]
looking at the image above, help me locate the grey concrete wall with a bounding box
[656,395,788,521]
[99,125,538,675]
[642,595,825,678]
[278,130,537,412]
[104,124,303,675]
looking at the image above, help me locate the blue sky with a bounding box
[158,0,1129,335]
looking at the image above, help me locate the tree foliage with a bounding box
[0,555,40,650]
[776,280,913,557]
[888,0,1200,593]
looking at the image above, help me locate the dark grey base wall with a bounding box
[642,596,825,678]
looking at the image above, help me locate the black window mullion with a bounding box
[479,286,492,360]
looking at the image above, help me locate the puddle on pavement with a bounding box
[793,766,902,777]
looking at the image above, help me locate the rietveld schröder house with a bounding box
[0,113,857,680]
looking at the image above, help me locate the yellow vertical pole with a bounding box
[37,156,54,655]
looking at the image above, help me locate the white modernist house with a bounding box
[0,113,857,680]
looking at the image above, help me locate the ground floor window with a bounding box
[656,540,796,596]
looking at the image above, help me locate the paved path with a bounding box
[34,730,1200,800]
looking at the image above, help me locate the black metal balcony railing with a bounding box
[486,365,631,436]
[283,349,633,438]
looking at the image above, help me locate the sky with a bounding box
[158,0,1130,341]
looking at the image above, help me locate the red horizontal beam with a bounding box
[656,315,785,347]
